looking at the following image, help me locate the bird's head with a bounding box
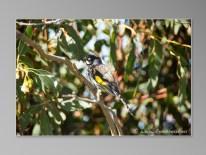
[84,54,102,67]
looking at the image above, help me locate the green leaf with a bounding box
[77,19,96,29]
[34,55,48,66]
[17,26,33,56]
[40,110,53,135]
[33,68,53,76]
[19,104,42,130]
[78,100,92,109]
[168,46,189,67]
[177,61,188,105]
[165,19,170,28]
[170,19,174,29]
[181,19,190,28]
[110,30,117,67]
[58,31,85,60]
[125,42,136,75]
[38,75,55,93]
[57,34,72,56]
[66,82,78,92]
[148,76,158,89]
[57,39,70,57]
[174,21,181,35]
[82,30,93,46]
[62,43,79,58]
[139,82,149,94]
[61,101,84,112]
[147,40,163,90]
[47,104,62,122]
[25,25,33,38]
[95,39,108,52]
[62,25,86,59]
[17,41,32,56]
[19,111,32,130]
[28,104,42,113]
[20,56,33,67]
[122,89,136,100]
[32,123,41,136]
[103,28,110,35]
[61,32,69,47]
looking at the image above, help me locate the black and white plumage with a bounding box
[84,54,135,117]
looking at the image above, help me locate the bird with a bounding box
[84,53,135,117]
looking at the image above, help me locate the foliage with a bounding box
[16,19,191,135]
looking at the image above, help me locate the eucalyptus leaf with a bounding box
[147,40,163,90]
[19,111,33,130]
[32,123,41,136]
[62,25,86,59]
[17,26,33,56]
[95,39,108,52]
[110,30,117,67]
[19,104,42,130]
[47,104,62,122]
[125,42,136,75]
[82,30,93,46]
[40,110,53,135]
[25,25,33,38]
[38,75,55,93]
[174,22,181,35]
[61,101,82,112]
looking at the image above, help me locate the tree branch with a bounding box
[16,30,122,136]
[16,19,65,26]
[62,94,97,104]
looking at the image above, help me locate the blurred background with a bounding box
[16,19,191,135]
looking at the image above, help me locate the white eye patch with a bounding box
[86,60,91,65]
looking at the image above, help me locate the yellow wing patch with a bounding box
[95,76,107,86]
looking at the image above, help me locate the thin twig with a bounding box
[150,35,191,48]
[121,24,191,48]
[107,107,123,135]
[62,94,97,103]
[16,19,65,26]
[16,30,122,136]
[96,90,119,135]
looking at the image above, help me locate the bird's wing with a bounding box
[95,64,120,96]
[95,64,115,82]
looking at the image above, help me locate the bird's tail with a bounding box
[119,97,135,117]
